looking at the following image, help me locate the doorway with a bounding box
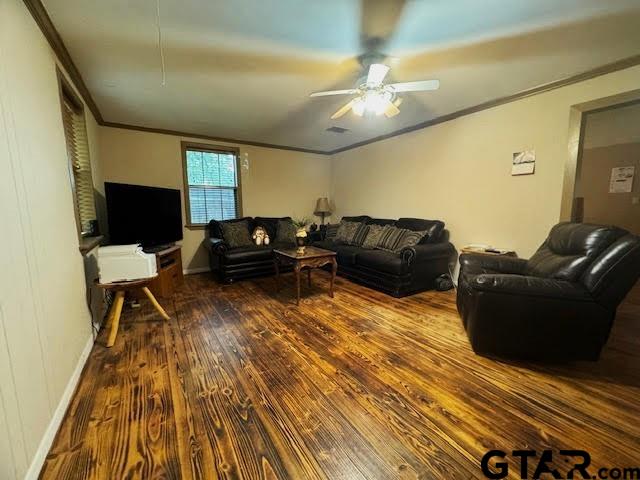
[573,101,640,234]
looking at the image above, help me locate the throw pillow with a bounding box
[361,224,385,249]
[275,219,296,244]
[376,225,427,253]
[335,220,367,245]
[395,229,427,252]
[324,223,339,241]
[220,220,252,248]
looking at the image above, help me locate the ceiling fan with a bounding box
[309,0,439,120]
[310,63,439,119]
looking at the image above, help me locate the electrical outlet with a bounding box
[633,197,640,205]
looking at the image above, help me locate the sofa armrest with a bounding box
[460,253,527,275]
[471,274,592,301]
[401,242,456,266]
[207,237,229,255]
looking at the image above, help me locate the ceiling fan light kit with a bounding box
[310,62,439,120]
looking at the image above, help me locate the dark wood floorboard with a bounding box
[40,274,640,479]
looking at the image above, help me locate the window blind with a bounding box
[61,94,96,235]
[184,148,240,225]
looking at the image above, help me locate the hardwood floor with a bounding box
[40,274,640,479]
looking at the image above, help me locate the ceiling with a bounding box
[43,0,640,153]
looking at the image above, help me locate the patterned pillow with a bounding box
[220,221,252,248]
[335,221,368,246]
[361,224,385,249]
[275,219,296,244]
[351,223,370,246]
[324,223,339,241]
[376,225,427,253]
[397,230,428,251]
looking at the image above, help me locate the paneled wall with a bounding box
[0,0,102,477]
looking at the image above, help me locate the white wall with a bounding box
[331,65,640,259]
[0,0,100,477]
[99,127,331,271]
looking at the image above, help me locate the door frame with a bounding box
[560,89,640,222]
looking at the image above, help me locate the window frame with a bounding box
[56,68,97,240]
[181,141,243,229]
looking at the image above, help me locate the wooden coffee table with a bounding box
[273,246,337,305]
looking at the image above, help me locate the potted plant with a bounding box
[292,218,309,254]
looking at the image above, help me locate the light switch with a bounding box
[633,197,640,205]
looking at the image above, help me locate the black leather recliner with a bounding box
[457,222,640,361]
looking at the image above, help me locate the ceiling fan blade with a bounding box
[331,99,357,119]
[310,89,359,97]
[366,63,390,86]
[388,80,440,92]
[383,99,400,118]
[359,0,407,51]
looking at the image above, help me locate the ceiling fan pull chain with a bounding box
[156,0,166,86]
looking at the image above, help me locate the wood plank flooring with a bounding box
[40,274,640,479]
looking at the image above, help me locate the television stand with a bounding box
[148,245,183,298]
[143,243,175,254]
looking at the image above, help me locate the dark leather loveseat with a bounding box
[312,216,457,297]
[206,216,295,283]
[457,222,640,361]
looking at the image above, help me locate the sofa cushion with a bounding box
[341,215,370,223]
[357,250,407,275]
[220,220,253,248]
[333,244,362,265]
[361,224,385,249]
[367,218,396,227]
[255,216,291,240]
[313,240,338,251]
[224,245,274,265]
[275,218,297,243]
[396,218,445,244]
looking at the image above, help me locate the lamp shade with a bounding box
[314,197,331,214]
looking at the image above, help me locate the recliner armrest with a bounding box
[460,253,527,275]
[207,237,229,255]
[401,242,456,266]
[471,274,592,301]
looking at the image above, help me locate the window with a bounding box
[182,142,242,227]
[58,71,97,237]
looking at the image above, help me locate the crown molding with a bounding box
[23,0,103,123]
[101,122,328,155]
[24,0,640,157]
[329,54,640,155]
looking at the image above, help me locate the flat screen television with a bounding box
[105,182,183,248]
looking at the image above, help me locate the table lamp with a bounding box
[314,197,331,225]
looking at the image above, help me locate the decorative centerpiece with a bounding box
[293,218,309,254]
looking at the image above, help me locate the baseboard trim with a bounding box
[183,267,210,275]
[25,334,94,480]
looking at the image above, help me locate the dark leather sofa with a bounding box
[312,216,457,297]
[206,216,295,283]
[457,222,640,361]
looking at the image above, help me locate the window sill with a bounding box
[79,235,104,256]
[185,224,206,230]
